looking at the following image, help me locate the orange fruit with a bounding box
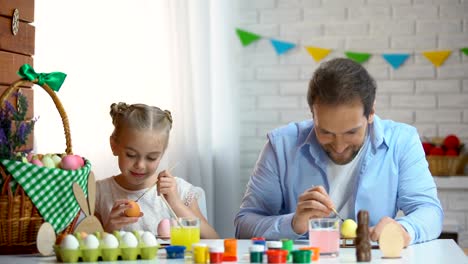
[124,200,141,217]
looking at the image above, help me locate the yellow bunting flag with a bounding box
[422,50,452,67]
[305,46,332,62]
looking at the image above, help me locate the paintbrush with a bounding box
[134,163,184,227]
[160,194,184,228]
[134,163,179,202]
[330,207,345,222]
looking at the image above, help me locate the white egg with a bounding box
[83,234,99,249]
[119,230,127,237]
[102,233,119,248]
[122,232,138,248]
[141,231,158,247]
[60,234,79,249]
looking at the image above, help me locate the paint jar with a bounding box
[291,250,312,263]
[222,238,237,261]
[266,241,283,250]
[193,243,209,263]
[165,245,186,259]
[249,244,265,263]
[252,237,266,249]
[299,247,320,261]
[281,239,293,262]
[209,246,224,264]
[266,249,288,263]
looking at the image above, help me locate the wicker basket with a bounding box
[426,154,468,176]
[0,78,80,254]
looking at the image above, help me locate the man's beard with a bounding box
[325,144,363,165]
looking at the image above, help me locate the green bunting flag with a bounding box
[462,48,468,56]
[236,28,261,47]
[345,52,372,64]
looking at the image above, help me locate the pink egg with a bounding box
[31,159,43,167]
[74,155,85,167]
[157,219,170,238]
[60,155,82,170]
[26,152,34,162]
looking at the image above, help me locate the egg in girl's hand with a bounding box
[121,232,138,248]
[60,234,80,249]
[102,233,119,248]
[124,200,141,217]
[84,234,100,249]
[141,231,158,247]
[157,218,170,238]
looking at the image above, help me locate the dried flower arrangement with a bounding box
[0,92,36,160]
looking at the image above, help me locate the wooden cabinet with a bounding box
[0,0,35,150]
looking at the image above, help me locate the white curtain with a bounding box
[35,0,239,237]
[164,0,240,238]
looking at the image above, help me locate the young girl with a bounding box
[95,102,219,239]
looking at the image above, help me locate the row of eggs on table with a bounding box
[58,230,159,250]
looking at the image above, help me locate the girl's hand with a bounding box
[103,199,143,233]
[157,170,181,205]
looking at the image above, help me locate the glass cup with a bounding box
[170,217,200,251]
[309,218,340,257]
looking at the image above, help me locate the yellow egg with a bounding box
[341,219,357,238]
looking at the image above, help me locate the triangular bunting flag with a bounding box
[422,50,451,67]
[461,47,468,56]
[345,51,372,64]
[270,39,296,55]
[236,28,261,46]
[382,53,410,69]
[305,46,332,62]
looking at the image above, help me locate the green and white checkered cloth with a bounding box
[0,159,91,233]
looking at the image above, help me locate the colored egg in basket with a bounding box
[54,230,159,262]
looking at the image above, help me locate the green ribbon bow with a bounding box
[17,64,67,92]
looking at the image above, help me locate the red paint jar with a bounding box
[209,246,224,264]
[266,249,288,263]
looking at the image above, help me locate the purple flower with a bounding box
[0,129,6,145]
[17,122,27,141]
[0,93,36,159]
[5,101,15,114]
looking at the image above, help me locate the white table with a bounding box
[0,239,466,264]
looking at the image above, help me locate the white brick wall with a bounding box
[436,177,468,247]
[237,0,468,247]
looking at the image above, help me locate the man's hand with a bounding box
[292,186,333,234]
[369,217,411,247]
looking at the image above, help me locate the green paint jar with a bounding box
[250,245,264,263]
[291,249,312,263]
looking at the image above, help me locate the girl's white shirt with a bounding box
[95,176,199,235]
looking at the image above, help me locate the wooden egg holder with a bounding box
[340,237,356,248]
[340,237,380,249]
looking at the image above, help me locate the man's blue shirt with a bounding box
[235,115,443,244]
